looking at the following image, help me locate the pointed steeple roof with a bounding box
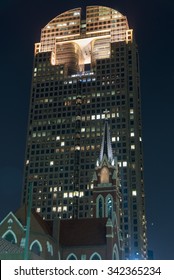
[99,118,113,164]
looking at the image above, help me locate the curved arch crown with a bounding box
[37,6,131,71]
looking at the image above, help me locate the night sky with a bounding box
[0,0,174,259]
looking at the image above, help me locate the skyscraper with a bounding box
[22,6,147,259]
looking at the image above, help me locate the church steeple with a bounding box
[99,115,113,164]
[92,118,123,259]
[92,117,121,219]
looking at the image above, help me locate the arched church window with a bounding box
[112,244,119,260]
[30,240,42,256]
[67,253,77,260]
[113,251,117,260]
[106,196,113,219]
[90,252,102,260]
[2,230,17,244]
[99,197,103,218]
[96,195,104,218]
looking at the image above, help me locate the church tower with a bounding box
[92,118,123,259]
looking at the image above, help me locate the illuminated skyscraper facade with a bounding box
[22,6,147,259]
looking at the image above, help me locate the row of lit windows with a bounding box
[31,106,128,119]
[32,101,130,115]
[33,87,131,100]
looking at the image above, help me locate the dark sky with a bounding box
[0,0,174,259]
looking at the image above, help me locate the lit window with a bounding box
[132,190,137,196]
[52,207,56,212]
[54,187,57,192]
[50,161,54,166]
[36,208,41,213]
[61,141,65,146]
[131,145,135,150]
[79,191,84,197]
[56,136,60,141]
[63,193,68,198]
[74,11,80,16]
[131,132,135,137]
[26,160,29,165]
[74,191,79,197]
[63,206,67,211]
[81,128,85,132]
[123,161,127,167]
[69,192,73,198]
[112,137,116,142]
[107,196,113,219]
[75,145,80,150]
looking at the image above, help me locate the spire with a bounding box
[99,114,113,164]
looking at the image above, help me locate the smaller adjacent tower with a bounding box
[92,118,123,259]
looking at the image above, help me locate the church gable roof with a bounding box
[15,205,53,236]
[0,212,24,231]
